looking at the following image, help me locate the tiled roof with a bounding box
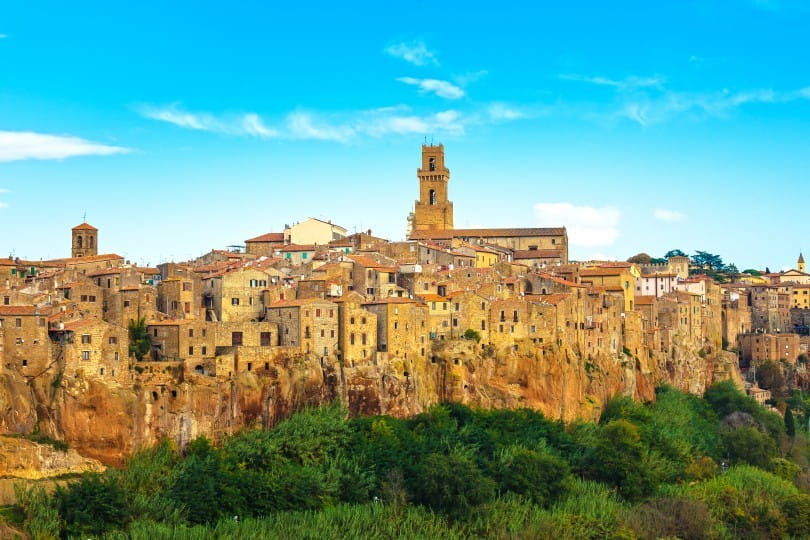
[634,295,656,306]
[0,305,47,316]
[513,249,562,259]
[525,293,569,306]
[579,267,628,277]
[147,319,192,326]
[279,244,317,252]
[72,222,98,231]
[246,232,284,243]
[418,294,448,302]
[269,298,334,308]
[46,254,124,265]
[409,227,566,240]
[363,297,423,305]
[61,317,102,331]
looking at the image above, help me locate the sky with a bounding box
[1,0,808,270]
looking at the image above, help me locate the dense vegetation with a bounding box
[9,382,810,539]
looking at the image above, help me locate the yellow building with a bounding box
[578,266,636,312]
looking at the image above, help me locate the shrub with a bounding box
[463,329,481,342]
[624,497,715,540]
[410,449,496,516]
[54,474,130,538]
[493,446,570,505]
[721,427,777,469]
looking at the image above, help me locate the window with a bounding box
[81,334,91,344]
[481,320,486,330]
[429,157,436,171]
[184,302,191,313]
[350,333,355,345]
[153,328,158,337]
[124,300,130,307]
[89,295,96,302]
[316,309,321,317]
[232,332,243,346]
[329,309,334,317]
[183,282,192,291]
[261,332,272,346]
[81,295,88,302]
[188,346,194,356]
[350,317,355,324]
[82,351,90,361]
[189,328,194,337]
[361,317,366,324]
[429,189,436,205]
[320,329,325,337]
[394,322,399,330]
[455,303,459,311]
[330,329,335,338]
[453,318,458,327]
[115,352,119,361]
[231,297,240,306]
[202,346,207,355]
[16,318,22,328]
[109,337,117,344]
[361,333,367,345]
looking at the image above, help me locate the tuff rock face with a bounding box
[0,338,741,468]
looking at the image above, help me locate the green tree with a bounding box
[665,249,687,258]
[721,427,777,469]
[463,329,481,342]
[410,449,496,516]
[493,446,570,505]
[128,317,151,361]
[691,251,724,270]
[743,269,763,276]
[756,360,785,392]
[588,419,656,501]
[626,253,652,264]
[54,473,129,538]
[785,408,796,438]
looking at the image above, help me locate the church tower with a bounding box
[71,222,98,258]
[799,252,806,273]
[412,143,453,232]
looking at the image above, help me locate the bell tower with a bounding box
[71,222,98,258]
[799,252,806,273]
[412,143,453,232]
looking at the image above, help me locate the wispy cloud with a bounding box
[137,103,279,138]
[397,77,465,99]
[385,41,438,66]
[0,34,7,39]
[0,131,130,162]
[454,70,488,86]
[617,86,810,126]
[534,202,620,247]
[560,73,666,90]
[487,103,526,121]
[653,208,687,222]
[139,104,475,142]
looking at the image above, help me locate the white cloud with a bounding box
[654,208,687,222]
[488,103,526,121]
[560,73,666,90]
[534,202,620,247]
[385,41,438,66]
[286,112,355,142]
[0,188,9,193]
[242,113,278,137]
[137,104,279,138]
[617,87,810,126]
[0,202,7,209]
[0,34,7,39]
[397,77,465,99]
[454,70,488,85]
[0,131,129,162]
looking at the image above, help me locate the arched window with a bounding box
[429,157,436,171]
[89,236,94,248]
[429,189,436,205]
[77,235,83,248]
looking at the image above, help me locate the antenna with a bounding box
[82,210,87,223]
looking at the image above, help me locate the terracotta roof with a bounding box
[147,319,192,326]
[634,295,656,306]
[61,317,102,331]
[0,305,46,316]
[418,294,448,303]
[525,293,569,306]
[72,222,98,231]
[269,298,334,308]
[513,249,562,260]
[409,227,566,240]
[46,253,124,265]
[246,232,284,243]
[137,267,161,275]
[279,244,316,252]
[363,297,423,305]
[86,267,124,277]
[580,267,628,277]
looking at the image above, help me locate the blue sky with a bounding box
[1,1,808,269]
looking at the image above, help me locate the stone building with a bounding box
[284,218,347,246]
[739,332,800,366]
[0,305,51,375]
[265,298,338,361]
[71,222,98,258]
[201,267,272,322]
[147,320,215,362]
[244,232,285,256]
[410,144,454,233]
[157,277,200,320]
[334,296,378,367]
[363,298,429,361]
[53,317,128,381]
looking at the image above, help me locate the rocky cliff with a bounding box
[0,337,741,468]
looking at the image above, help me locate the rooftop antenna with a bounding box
[82,210,87,223]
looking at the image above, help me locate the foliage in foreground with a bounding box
[10,383,810,539]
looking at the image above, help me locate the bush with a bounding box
[721,427,777,469]
[624,497,715,540]
[493,446,570,505]
[410,449,496,516]
[54,474,130,538]
[587,419,657,501]
[463,329,481,342]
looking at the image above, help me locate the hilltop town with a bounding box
[1,144,806,468]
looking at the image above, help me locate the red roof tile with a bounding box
[246,232,284,243]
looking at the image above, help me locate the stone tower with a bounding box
[71,222,98,258]
[412,143,453,232]
[799,253,806,273]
